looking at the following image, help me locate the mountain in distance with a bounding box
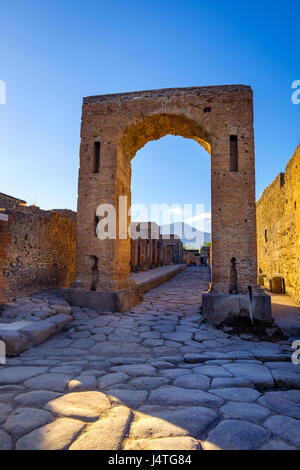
[160,222,211,249]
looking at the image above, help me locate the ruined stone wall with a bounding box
[0,206,76,302]
[256,144,300,303]
[130,223,183,272]
[0,215,10,304]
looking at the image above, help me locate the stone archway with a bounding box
[70,85,271,322]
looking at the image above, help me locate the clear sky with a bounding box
[0,0,299,233]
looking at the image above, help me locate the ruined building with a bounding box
[257,143,300,303]
[0,198,76,304]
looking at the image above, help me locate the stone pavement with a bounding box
[0,266,300,450]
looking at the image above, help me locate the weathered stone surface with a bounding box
[98,372,129,389]
[24,373,71,392]
[111,365,156,377]
[0,403,12,424]
[0,366,48,384]
[184,353,212,363]
[160,368,191,377]
[211,377,254,389]
[69,406,132,450]
[260,439,296,450]
[0,428,13,450]
[16,417,84,450]
[220,401,271,422]
[211,387,260,402]
[203,420,270,450]
[258,392,300,419]
[44,391,110,420]
[173,374,210,390]
[264,415,300,447]
[271,370,300,388]
[47,313,72,331]
[135,406,218,438]
[107,389,148,408]
[223,363,274,387]
[15,390,61,406]
[124,436,201,450]
[129,376,169,390]
[0,331,29,356]
[149,386,223,407]
[4,407,53,437]
[20,320,56,345]
[162,332,193,342]
[193,365,232,378]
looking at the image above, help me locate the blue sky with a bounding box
[0,0,299,233]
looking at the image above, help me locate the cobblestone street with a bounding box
[0,267,300,450]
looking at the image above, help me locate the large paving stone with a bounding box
[193,365,232,378]
[44,391,111,420]
[15,390,61,406]
[0,366,48,384]
[260,439,296,450]
[69,406,132,450]
[258,392,300,419]
[98,372,129,389]
[203,420,270,450]
[271,370,300,388]
[160,368,191,378]
[20,320,56,345]
[264,415,300,447]
[149,386,223,407]
[282,390,300,403]
[129,376,169,390]
[173,374,210,390]
[124,436,201,450]
[0,331,30,356]
[220,401,271,422]
[211,388,261,402]
[4,407,53,437]
[162,332,193,342]
[136,405,218,438]
[0,429,13,450]
[211,377,254,389]
[24,373,72,392]
[107,389,148,408]
[16,417,85,450]
[223,363,274,387]
[111,365,156,377]
[0,403,12,424]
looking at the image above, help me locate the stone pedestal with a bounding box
[63,287,141,313]
[202,292,272,325]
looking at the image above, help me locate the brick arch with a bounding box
[70,86,271,321]
[118,112,211,159]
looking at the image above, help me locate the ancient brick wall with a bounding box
[0,215,10,304]
[130,223,183,272]
[256,144,300,303]
[0,206,76,302]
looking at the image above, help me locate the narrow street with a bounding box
[0,267,299,450]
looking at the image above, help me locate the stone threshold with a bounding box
[0,312,73,357]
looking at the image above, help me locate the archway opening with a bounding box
[130,134,211,271]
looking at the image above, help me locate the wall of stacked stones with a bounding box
[256,144,300,303]
[0,206,76,303]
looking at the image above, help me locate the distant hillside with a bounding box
[160,222,211,249]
